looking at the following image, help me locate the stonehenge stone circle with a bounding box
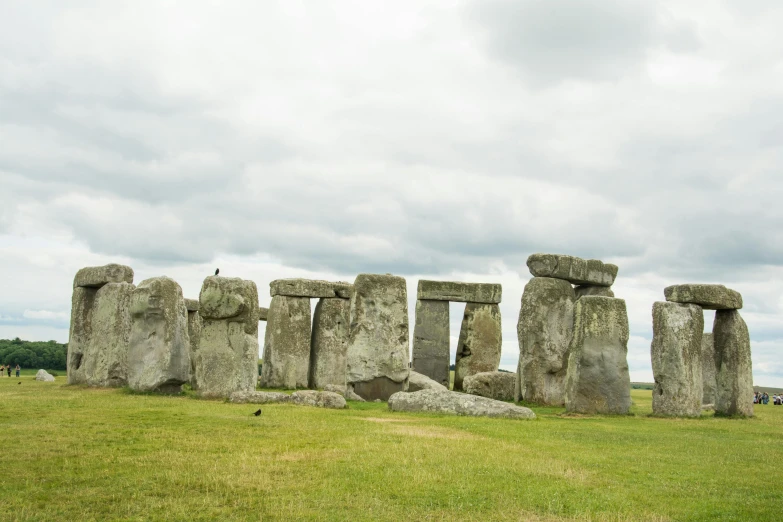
[516,277,575,406]
[527,254,618,286]
[565,297,631,414]
[261,295,312,389]
[258,307,268,321]
[407,370,448,392]
[713,310,754,417]
[388,389,536,419]
[454,303,502,391]
[309,296,351,390]
[664,284,743,310]
[650,302,704,417]
[196,276,260,398]
[270,278,353,299]
[701,333,717,405]
[416,280,502,304]
[185,299,202,388]
[411,299,450,388]
[127,277,191,393]
[574,285,615,299]
[346,274,410,401]
[73,263,134,288]
[464,371,516,401]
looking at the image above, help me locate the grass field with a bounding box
[2,371,782,521]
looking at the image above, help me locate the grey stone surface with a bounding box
[527,254,618,286]
[454,303,502,391]
[270,279,353,299]
[565,297,631,414]
[664,284,743,310]
[67,282,135,387]
[260,295,312,389]
[408,370,448,392]
[195,276,260,398]
[290,390,347,409]
[323,383,347,396]
[574,285,615,299]
[416,280,502,304]
[411,299,450,388]
[258,307,268,321]
[230,390,291,404]
[516,277,575,406]
[345,388,366,402]
[346,274,410,400]
[309,297,350,390]
[187,309,202,388]
[464,371,516,401]
[35,369,55,382]
[651,302,704,417]
[701,333,717,405]
[185,298,200,312]
[127,277,191,393]
[388,389,536,419]
[713,310,754,417]
[73,263,134,288]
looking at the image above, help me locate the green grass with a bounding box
[2,377,782,521]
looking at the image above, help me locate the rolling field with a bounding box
[1,373,782,521]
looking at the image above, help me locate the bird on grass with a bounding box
[17,382,21,385]
[215,268,220,276]
[253,409,262,416]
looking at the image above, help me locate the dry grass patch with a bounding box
[388,424,484,440]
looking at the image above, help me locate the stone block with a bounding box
[407,370,448,392]
[187,309,202,388]
[464,371,516,401]
[411,299,450,388]
[416,280,502,304]
[527,254,617,286]
[309,297,350,390]
[185,298,200,312]
[260,295,311,389]
[454,303,502,391]
[575,285,615,299]
[258,307,268,321]
[388,389,535,419]
[664,284,743,310]
[713,310,754,416]
[73,263,134,288]
[701,333,717,405]
[270,279,354,299]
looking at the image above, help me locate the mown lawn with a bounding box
[1,373,781,521]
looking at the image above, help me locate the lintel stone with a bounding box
[417,280,502,304]
[527,254,617,286]
[270,279,353,299]
[74,264,134,288]
[664,284,743,310]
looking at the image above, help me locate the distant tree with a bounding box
[0,338,67,370]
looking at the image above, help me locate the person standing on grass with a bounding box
[15,364,20,378]
[5,365,10,378]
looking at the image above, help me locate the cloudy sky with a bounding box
[2,0,781,385]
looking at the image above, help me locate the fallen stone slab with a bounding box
[408,371,448,392]
[323,383,347,396]
[713,310,754,417]
[290,390,347,409]
[574,285,615,299]
[388,389,536,419]
[417,280,502,304]
[73,263,134,288]
[270,279,353,299]
[664,284,743,310]
[185,298,200,312]
[230,391,291,404]
[527,254,618,286]
[258,307,268,321]
[464,371,516,401]
[35,369,55,382]
[411,299,450,388]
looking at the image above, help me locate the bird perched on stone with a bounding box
[215,268,220,276]
[253,409,262,416]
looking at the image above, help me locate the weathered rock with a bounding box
[309,297,350,389]
[408,370,448,392]
[465,371,516,401]
[411,299,450,388]
[664,284,743,310]
[187,309,202,388]
[701,333,717,405]
[185,298,200,312]
[258,307,268,321]
[73,263,134,288]
[230,390,291,404]
[195,276,260,398]
[346,274,410,401]
[388,389,536,419]
[35,369,55,382]
[651,302,704,417]
[516,277,575,405]
[574,285,615,299]
[713,310,754,417]
[67,282,135,387]
[270,279,354,299]
[565,297,631,414]
[345,388,366,402]
[323,383,346,396]
[417,280,502,304]
[261,295,311,389]
[454,303,502,391]
[290,390,347,409]
[127,277,191,393]
[527,254,618,287]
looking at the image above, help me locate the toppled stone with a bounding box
[701,333,717,405]
[411,299,450,388]
[230,390,291,404]
[346,274,410,400]
[388,389,536,419]
[185,298,200,312]
[713,310,754,416]
[516,277,575,406]
[290,390,347,409]
[127,277,191,393]
[345,388,366,402]
[323,383,346,396]
[35,369,55,382]
[664,284,743,310]
[465,371,516,401]
[73,264,134,288]
[417,280,502,304]
[258,307,268,321]
[270,279,353,299]
[309,297,350,389]
[260,295,311,389]
[527,254,618,287]
[565,297,631,414]
[408,370,448,392]
[574,285,615,299]
[651,302,704,417]
[454,303,502,391]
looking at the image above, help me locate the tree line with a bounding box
[0,338,67,370]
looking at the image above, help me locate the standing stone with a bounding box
[650,302,704,417]
[701,333,717,405]
[346,274,410,401]
[185,299,202,389]
[713,310,754,417]
[574,285,615,299]
[261,295,312,389]
[127,277,191,393]
[454,303,502,391]
[196,276,260,398]
[309,297,350,390]
[516,277,575,405]
[412,299,450,388]
[565,297,631,414]
[464,371,517,401]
